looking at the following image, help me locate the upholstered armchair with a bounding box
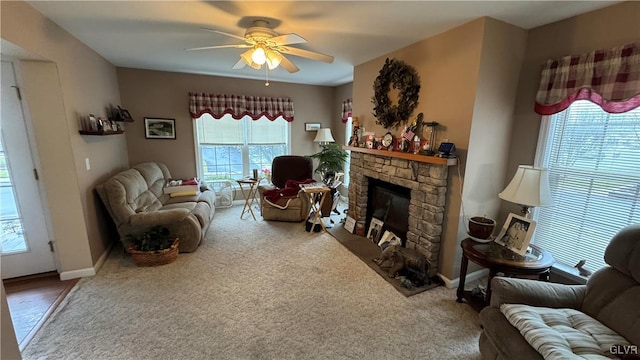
[478,224,640,359]
[258,155,313,222]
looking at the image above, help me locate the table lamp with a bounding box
[314,128,335,144]
[499,165,552,217]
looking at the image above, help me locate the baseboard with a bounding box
[59,241,114,281]
[59,268,95,281]
[438,268,489,289]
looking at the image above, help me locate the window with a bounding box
[195,113,289,183]
[534,101,640,271]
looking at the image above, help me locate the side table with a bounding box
[236,178,262,220]
[300,184,330,232]
[456,238,554,311]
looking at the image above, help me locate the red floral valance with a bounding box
[341,98,352,123]
[189,93,294,121]
[535,43,640,115]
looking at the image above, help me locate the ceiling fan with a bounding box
[186,19,334,73]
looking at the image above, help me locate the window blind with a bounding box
[534,101,640,271]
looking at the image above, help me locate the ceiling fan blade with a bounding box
[270,33,307,46]
[201,27,248,42]
[278,55,300,73]
[232,58,247,70]
[185,44,251,51]
[279,46,334,63]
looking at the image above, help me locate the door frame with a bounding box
[1,57,60,275]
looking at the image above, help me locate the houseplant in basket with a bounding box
[125,225,179,266]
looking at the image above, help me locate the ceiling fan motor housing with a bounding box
[245,20,277,41]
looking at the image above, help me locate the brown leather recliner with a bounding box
[258,155,313,222]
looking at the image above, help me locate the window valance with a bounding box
[189,92,294,122]
[535,43,640,115]
[341,98,352,123]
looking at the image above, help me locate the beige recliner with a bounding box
[478,224,640,359]
[258,155,313,222]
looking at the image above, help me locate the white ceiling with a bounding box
[27,1,619,87]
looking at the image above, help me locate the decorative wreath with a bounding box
[371,58,421,129]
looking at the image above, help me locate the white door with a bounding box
[1,60,56,279]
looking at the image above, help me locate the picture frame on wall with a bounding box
[305,122,321,132]
[494,213,537,255]
[144,118,176,139]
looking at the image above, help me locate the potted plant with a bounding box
[468,216,496,241]
[125,225,179,266]
[309,142,349,185]
[309,142,349,215]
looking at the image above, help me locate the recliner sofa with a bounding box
[96,162,215,252]
[479,224,640,359]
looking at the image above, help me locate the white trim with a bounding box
[438,268,489,289]
[59,242,113,280]
[59,267,95,281]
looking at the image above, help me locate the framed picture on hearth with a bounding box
[378,230,401,250]
[367,218,384,244]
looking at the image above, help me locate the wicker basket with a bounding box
[128,239,179,267]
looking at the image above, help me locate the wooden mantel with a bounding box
[344,146,457,166]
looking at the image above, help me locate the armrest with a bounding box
[490,277,586,309]
[128,208,191,227]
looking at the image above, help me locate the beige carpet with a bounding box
[22,205,482,360]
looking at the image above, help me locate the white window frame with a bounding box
[193,114,291,185]
[533,101,640,278]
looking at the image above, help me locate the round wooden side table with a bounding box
[456,238,554,311]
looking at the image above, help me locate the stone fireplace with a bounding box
[347,149,452,276]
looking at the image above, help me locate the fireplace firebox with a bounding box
[366,178,410,246]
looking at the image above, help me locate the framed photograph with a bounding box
[118,107,133,122]
[367,218,384,243]
[495,213,537,255]
[305,122,321,132]
[377,230,401,250]
[144,118,176,139]
[344,216,356,233]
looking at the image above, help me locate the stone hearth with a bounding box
[348,151,449,275]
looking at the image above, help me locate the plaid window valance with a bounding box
[535,43,640,115]
[341,98,352,123]
[189,92,294,122]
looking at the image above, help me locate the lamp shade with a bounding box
[499,165,553,207]
[314,128,335,143]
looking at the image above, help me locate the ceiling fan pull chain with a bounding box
[265,66,270,87]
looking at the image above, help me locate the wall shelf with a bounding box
[79,130,124,136]
[343,146,457,166]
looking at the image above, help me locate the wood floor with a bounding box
[3,272,78,350]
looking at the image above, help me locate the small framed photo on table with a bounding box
[144,118,176,139]
[495,213,536,255]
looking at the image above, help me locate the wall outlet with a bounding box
[85,157,91,170]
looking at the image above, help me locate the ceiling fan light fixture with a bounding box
[251,46,267,65]
[266,51,282,70]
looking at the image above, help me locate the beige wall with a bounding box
[332,82,354,145]
[1,1,128,271]
[116,68,336,178]
[502,1,640,222]
[1,284,21,360]
[353,18,528,280]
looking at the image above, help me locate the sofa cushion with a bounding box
[501,304,631,360]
